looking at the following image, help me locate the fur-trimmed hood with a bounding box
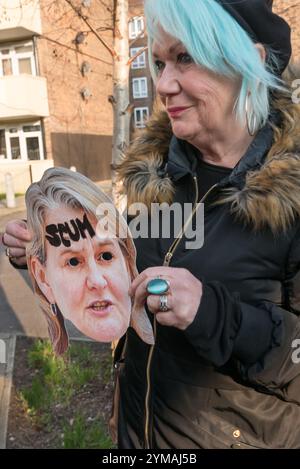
[117,89,300,233]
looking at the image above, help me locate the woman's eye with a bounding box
[67,257,80,267]
[177,52,193,64]
[154,60,164,72]
[99,251,113,261]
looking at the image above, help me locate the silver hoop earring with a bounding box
[245,94,258,137]
[50,303,58,316]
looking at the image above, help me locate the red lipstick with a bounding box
[167,106,191,118]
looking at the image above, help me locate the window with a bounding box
[130,48,146,69]
[10,136,21,160]
[129,16,144,39]
[132,77,148,99]
[26,137,40,160]
[0,130,7,159]
[2,58,12,76]
[0,121,44,161]
[134,107,149,128]
[0,41,36,77]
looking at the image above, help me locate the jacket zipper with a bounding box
[143,176,219,448]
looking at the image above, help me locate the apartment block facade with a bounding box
[0,0,114,193]
[128,0,154,136]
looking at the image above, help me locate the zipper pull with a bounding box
[163,252,173,266]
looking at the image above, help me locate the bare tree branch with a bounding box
[64,0,118,58]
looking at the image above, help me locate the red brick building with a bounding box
[128,0,155,136]
[38,0,114,182]
[274,0,300,62]
[0,0,114,193]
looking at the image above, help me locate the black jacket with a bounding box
[116,101,300,449]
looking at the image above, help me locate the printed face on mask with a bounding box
[31,206,132,342]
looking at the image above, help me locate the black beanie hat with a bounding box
[216,0,292,74]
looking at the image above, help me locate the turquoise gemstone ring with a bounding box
[146,278,170,295]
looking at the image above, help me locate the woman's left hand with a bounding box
[129,267,203,330]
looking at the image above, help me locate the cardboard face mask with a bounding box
[27,197,154,351]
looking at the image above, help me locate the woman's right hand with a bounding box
[2,219,31,267]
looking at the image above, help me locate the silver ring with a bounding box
[159,295,169,312]
[5,247,11,258]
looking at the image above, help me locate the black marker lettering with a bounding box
[68,219,81,241]
[45,224,61,247]
[45,213,95,248]
[57,223,71,247]
[76,213,95,239]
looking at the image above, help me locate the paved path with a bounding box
[0,178,112,448]
[0,334,16,449]
[0,195,26,227]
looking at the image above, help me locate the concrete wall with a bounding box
[0,75,49,121]
[0,159,54,193]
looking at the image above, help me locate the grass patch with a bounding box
[63,413,113,449]
[100,352,114,385]
[22,340,100,408]
[18,339,114,448]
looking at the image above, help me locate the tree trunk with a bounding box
[111,0,130,211]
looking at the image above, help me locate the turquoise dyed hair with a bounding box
[145,0,286,132]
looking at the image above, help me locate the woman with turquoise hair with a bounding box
[4,0,300,448]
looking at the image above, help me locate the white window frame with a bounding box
[0,41,36,77]
[134,107,149,128]
[132,77,148,99]
[129,16,144,39]
[130,47,146,69]
[0,121,44,162]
